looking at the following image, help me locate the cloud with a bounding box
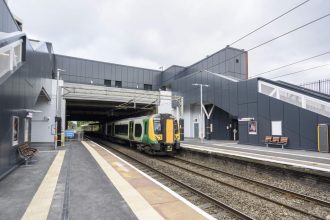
[8,0,330,83]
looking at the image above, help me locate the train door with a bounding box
[129,121,134,140]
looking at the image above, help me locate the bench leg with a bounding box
[266,143,268,147]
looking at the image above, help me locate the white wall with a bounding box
[183,104,203,138]
[157,90,174,115]
[31,79,65,143]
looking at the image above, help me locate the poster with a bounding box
[24,118,29,142]
[248,120,257,135]
[12,116,19,146]
[271,121,282,136]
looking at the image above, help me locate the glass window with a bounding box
[174,120,178,133]
[104,79,111,87]
[134,124,142,137]
[153,118,162,134]
[115,81,122,88]
[144,84,152,91]
[144,121,148,135]
[12,116,19,146]
[114,124,128,135]
[24,118,29,142]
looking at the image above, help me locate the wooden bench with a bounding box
[265,136,288,149]
[18,143,38,165]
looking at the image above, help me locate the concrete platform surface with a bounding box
[0,141,214,220]
[181,139,330,177]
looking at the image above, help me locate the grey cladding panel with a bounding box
[238,81,247,104]
[247,79,258,103]
[257,94,270,119]
[229,82,238,116]
[299,109,317,151]
[270,98,283,120]
[283,103,300,148]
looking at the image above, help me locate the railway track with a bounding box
[87,137,254,220]
[87,137,330,219]
[160,157,330,220]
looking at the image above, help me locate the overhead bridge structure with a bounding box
[62,82,183,122]
[168,69,330,151]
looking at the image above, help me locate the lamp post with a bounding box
[192,83,209,143]
[55,68,65,150]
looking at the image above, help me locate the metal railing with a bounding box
[299,79,330,96]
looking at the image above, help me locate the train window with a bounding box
[134,124,142,137]
[174,120,178,133]
[114,124,128,135]
[144,121,148,135]
[154,118,162,134]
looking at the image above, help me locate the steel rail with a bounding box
[173,156,330,208]
[161,157,327,220]
[87,137,254,220]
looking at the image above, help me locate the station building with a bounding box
[0,0,329,178]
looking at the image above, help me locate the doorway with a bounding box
[194,123,199,139]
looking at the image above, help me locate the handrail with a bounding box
[0,31,25,48]
[258,77,330,102]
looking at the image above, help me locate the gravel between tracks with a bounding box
[103,142,329,220]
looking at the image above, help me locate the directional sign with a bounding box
[65,130,75,138]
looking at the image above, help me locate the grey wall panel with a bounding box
[239,122,248,143]
[317,115,330,125]
[247,79,258,103]
[55,54,161,90]
[257,117,271,144]
[257,94,270,119]
[238,103,248,117]
[299,109,318,151]
[0,0,54,176]
[238,81,247,104]
[270,98,283,120]
[283,103,300,148]
[248,102,257,118]
[229,82,238,116]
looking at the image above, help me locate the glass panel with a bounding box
[153,118,162,134]
[0,50,11,77]
[260,83,275,96]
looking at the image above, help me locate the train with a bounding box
[104,113,181,155]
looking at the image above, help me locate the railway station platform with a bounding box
[181,139,330,177]
[0,141,213,220]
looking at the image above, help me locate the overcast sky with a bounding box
[8,0,330,84]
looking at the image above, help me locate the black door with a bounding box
[129,121,134,140]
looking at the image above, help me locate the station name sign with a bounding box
[238,117,255,122]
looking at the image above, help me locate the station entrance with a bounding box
[205,105,239,141]
[62,82,183,132]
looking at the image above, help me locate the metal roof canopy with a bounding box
[63,82,183,121]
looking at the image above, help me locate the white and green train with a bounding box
[105,114,181,155]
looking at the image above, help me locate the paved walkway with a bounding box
[181,139,330,176]
[0,141,213,220]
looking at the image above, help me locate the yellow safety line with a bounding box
[22,150,66,220]
[81,141,164,220]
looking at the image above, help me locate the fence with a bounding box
[299,79,330,96]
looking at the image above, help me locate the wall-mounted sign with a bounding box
[12,116,19,146]
[51,124,56,135]
[271,121,282,136]
[26,112,33,118]
[65,130,75,138]
[248,120,257,135]
[238,117,255,122]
